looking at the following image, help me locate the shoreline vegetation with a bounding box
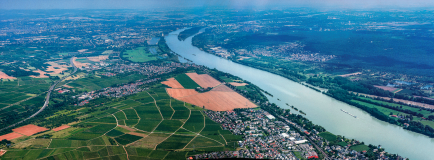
[178,27,203,41]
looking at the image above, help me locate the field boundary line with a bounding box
[177,100,196,150]
[196,134,224,146]
[47,138,53,148]
[131,108,141,120]
[183,145,226,150]
[153,134,173,150]
[147,91,164,120]
[147,91,164,133]
[182,135,197,150]
[112,114,119,126]
[85,116,118,141]
[123,146,130,160]
[219,133,227,145]
[195,111,224,145]
[161,151,170,159]
[168,98,175,120]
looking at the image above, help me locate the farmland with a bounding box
[1,83,240,159]
[185,73,221,88]
[174,73,200,89]
[165,73,257,111]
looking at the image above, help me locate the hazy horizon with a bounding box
[2,0,434,10]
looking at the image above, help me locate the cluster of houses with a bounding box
[199,109,322,159]
[101,72,116,77]
[199,107,405,160]
[55,88,70,94]
[74,78,160,106]
[209,46,231,58]
[98,78,160,98]
[105,62,201,76]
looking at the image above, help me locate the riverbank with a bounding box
[165,28,434,160]
[190,29,434,138]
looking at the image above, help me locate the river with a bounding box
[165,28,434,160]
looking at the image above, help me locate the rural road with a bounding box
[0,57,78,132]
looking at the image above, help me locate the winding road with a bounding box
[0,57,78,132]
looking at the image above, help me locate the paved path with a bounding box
[0,58,78,132]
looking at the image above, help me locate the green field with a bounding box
[338,141,348,147]
[154,120,184,133]
[156,100,174,119]
[318,132,337,142]
[114,134,143,145]
[156,135,195,150]
[186,136,222,148]
[358,97,434,117]
[106,129,125,137]
[122,47,157,62]
[183,111,204,133]
[350,144,370,152]
[351,100,410,117]
[420,120,434,128]
[174,73,200,89]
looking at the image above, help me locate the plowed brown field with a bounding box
[161,78,184,88]
[166,74,256,111]
[46,62,69,74]
[0,71,16,80]
[12,124,48,136]
[186,73,221,88]
[52,125,70,132]
[178,90,256,111]
[30,70,49,78]
[118,125,136,132]
[128,132,148,137]
[72,57,89,68]
[374,85,397,92]
[166,88,198,98]
[0,132,24,140]
[211,85,233,92]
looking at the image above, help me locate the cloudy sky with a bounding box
[1,0,434,9]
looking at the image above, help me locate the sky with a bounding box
[1,0,434,10]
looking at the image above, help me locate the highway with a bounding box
[0,57,77,132]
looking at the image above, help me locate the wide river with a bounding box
[165,28,434,160]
